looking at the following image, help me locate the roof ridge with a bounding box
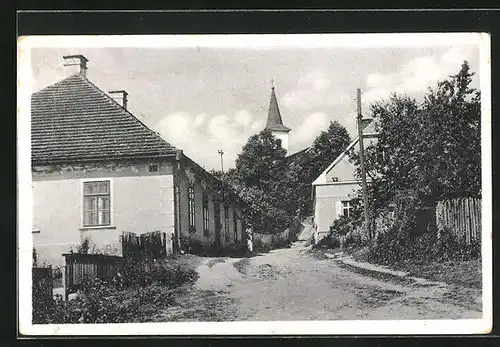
[79,76,178,151]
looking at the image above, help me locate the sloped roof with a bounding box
[312,118,379,186]
[31,75,178,164]
[265,87,291,132]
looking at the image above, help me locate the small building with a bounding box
[311,119,379,243]
[31,55,246,266]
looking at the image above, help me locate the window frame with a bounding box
[81,178,113,229]
[341,200,352,218]
[202,193,210,236]
[188,185,196,231]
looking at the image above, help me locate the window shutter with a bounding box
[335,201,343,218]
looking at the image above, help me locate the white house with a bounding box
[31,54,246,266]
[311,118,379,244]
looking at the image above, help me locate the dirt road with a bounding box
[152,241,482,321]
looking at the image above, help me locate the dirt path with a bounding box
[154,241,482,321]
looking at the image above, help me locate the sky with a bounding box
[30,35,481,171]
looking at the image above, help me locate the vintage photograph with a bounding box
[18,33,491,335]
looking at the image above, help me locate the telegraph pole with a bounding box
[356,89,371,239]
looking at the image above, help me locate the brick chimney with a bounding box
[63,55,88,77]
[109,90,128,110]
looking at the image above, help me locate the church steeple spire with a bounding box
[264,81,291,154]
[265,82,291,133]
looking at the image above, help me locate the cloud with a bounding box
[290,112,330,146]
[194,113,207,127]
[280,70,345,109]
[234,109,254,128]
[155,109,262,170]
[155,112,190,142]
[363,46,476,104]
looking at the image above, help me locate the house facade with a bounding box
[311,119,379,244]
[32,55,245,266]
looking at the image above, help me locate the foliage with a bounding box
[180,236,249,257]
[350,61,481,212]
[313,233,341,249]
[120,256,199,288]
[235,130,287,190]
[77,238,90,254]
[33,255,200,324]
[32,276,179,324]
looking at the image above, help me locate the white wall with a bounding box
[272,130,289,155]
[32,160,175,266]
[313,182,360,243]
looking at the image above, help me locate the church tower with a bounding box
[264,82,291,154]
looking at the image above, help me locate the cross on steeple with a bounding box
[270,78,274,89]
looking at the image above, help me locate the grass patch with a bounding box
[398,259,482,289]
[345,246,482,289]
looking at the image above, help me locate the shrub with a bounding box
[33,263,193,324]
[120,257,199,288]
[252,239,272,253]
[343,231,364,249]
[367,217,481,266]
[313,233,341,249]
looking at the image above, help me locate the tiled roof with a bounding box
[265,87,291,132]
[31,75,178,164]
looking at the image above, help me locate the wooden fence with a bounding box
[62,253,123,300]
[33,266,53,301]
[436,197,481,245]
[121,231,168,261]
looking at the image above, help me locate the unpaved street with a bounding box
[151,241,482,321]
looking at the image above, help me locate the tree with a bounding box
[235,130,287,190]
[350,61,481,212]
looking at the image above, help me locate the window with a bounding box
[149,164,158,172]
[188,186,196,231]
[203,193,209,235]
[83,181,110,226]
[233,214,238,242]
[341,200,352,218]
[224,205,230,240]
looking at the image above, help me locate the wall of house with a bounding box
[176,162,246,251]
[313,182,360,243]
[32,160,175,266]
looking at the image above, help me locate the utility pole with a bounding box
[356,88,371,239]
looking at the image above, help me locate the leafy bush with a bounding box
[367,219,481,266]
[252,239,272,253]
[313,233,341,249]
[180,237,204,255]
[120,257,199,288]
[343,231,364,249]
[33,256,198,324]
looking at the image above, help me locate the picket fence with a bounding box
[62,253,123,300]
[435,197,481,245]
